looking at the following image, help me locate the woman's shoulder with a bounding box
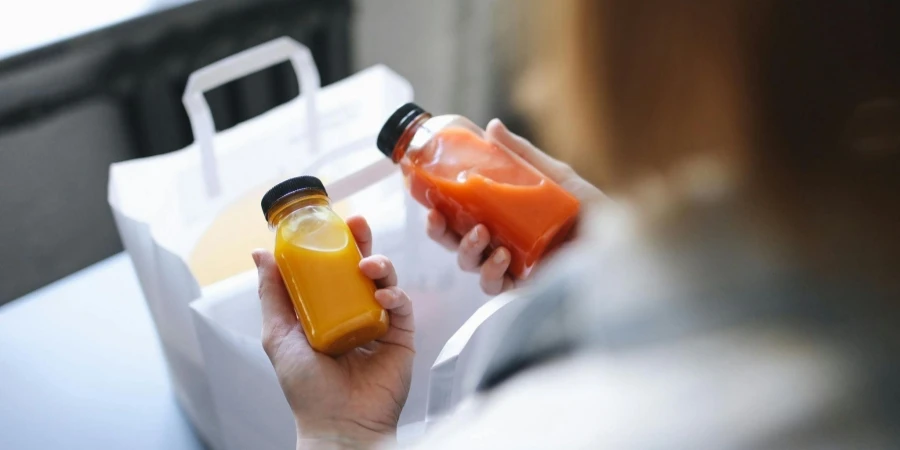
[475,204,676,389]
[477,201,880,390]
[411,204,896,448]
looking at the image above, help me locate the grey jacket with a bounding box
[403,204,899,449]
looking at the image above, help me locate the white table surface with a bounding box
[0,253,205,450]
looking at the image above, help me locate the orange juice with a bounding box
[262,176,388,355]
[377,103,580,279]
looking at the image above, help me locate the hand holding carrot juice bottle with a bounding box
[376,103,580,280]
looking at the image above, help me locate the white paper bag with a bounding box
[189,169,486,448]
[109,37,488,449]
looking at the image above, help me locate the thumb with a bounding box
[252,249,307,358]
[485,118,573,181]
[486,118,607,204]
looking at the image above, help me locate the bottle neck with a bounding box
[391,112,432,162]
[267,193,331,230]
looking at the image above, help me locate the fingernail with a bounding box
[376,289,396,303]
[251,251,261,268]
[469,227,480,243]
[493,248,508,264]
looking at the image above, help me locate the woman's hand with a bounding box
[252,216,414,450]
[425,119,604,295]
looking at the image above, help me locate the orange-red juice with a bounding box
[378,104,580,280]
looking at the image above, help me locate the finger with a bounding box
[252,249,309,359]
[479,247,512,295]
[359,255,398,288]
[374,286,415,350]
[500,277,516,294]
[424,188,438,209]
[457,224,491,272]
[426,209,461,250]
[485,118,572,180]
[346,215,373,258]
[487,119,606,203]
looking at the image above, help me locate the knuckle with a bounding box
[260,320,291,358]
[261,323,291,358]
[425,220,441,236]
[457,238,473,255]
[257,283,267,301]
[456,255,470,270]
[461,233,486,253]
[459,232,474,248]
[556,161,576,176]
[261,329,279,358]
[427,210,444,226]
[376,256,395,275]
[457,253,477,272]
[390,287,407,305]
[480,277,500,296]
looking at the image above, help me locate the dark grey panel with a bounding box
[0,100,133,302]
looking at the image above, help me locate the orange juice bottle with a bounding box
[377,103,580,280]
[261,176,389,355]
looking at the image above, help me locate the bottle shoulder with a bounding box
[275,204,349,251]
[407,115,485,157]
[420,114,482,136]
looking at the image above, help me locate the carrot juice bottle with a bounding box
[261,176,388,355]
[376,103,580,280]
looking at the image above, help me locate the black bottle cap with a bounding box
[376,102,428,159]
[261,175,327,221]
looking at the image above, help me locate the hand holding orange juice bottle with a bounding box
[376,103,594,286]
[260,176,390,355]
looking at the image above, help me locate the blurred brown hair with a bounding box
[511,0,900,281]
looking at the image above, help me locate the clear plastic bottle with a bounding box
[261,176,388,355]
[376,103,580,279]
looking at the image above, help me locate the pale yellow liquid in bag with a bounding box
[189,181,351,287]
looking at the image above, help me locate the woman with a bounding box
[254,0,900,448]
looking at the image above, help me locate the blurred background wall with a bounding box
[0,0,510,305]
[354,0,496,125]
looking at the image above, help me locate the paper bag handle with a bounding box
[183,37,320,197]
